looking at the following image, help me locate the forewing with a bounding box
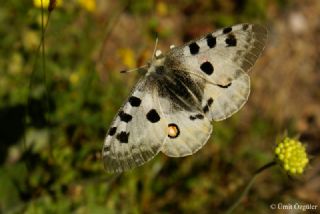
[102,78,167,173]
[167,23,267,121]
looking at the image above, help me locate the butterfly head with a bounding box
[147,55,166,76]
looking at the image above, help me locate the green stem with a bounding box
[24,0,52,168]
[226,161,276,214]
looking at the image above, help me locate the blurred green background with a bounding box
[0,0,319,213]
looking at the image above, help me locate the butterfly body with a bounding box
[141,51,203,111]
[103,23,267,173]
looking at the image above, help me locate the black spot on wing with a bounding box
[225,34,237,47]
[223,27,232,34]
[189,114,204,120]
[203,98,214,113]
[203,105,209,113]
[189,42,200,55]
[129,96,141,107]
[108,127,117,136]
[146,109,160,123]
[116,131,130,143]
[200,61,214,75]
[217,82,232,88]
[119,111,132,122]
[206,34,216,48]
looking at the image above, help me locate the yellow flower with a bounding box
[78,0,96,12]
[69,72,80,86]
[117,48,136,69]
[275,137,309,175]
[33,0,62,9]
[156,1,168,16]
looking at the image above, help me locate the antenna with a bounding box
[120,37,159,74]
[151,37,159,61]
[120,64,148,74]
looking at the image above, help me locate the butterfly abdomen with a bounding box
[152,66,205,112]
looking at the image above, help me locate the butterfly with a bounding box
[102,23,267,173]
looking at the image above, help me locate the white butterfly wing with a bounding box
[158,97,212,157]
[102,78,167,173]
[167,23,267,121]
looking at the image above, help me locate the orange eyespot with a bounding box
[168,123,180,139]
